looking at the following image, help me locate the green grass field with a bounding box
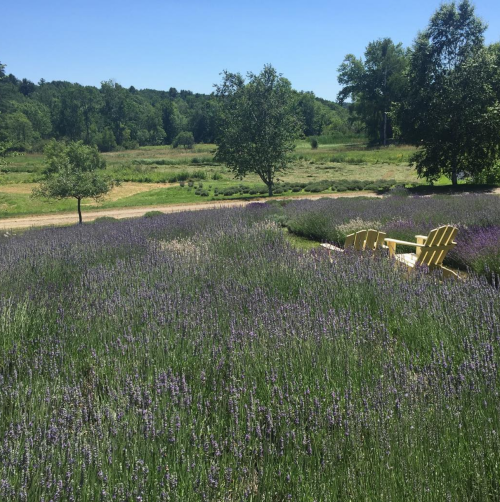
[0,142,458,219]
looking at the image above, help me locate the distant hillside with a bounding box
[0,62,362,152]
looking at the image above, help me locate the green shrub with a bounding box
[173,131,195,149]
[143,211,164,218]
[304,181,331,193]
[222,187,240,196]
[92,216,118,224]
[310,138,319,149]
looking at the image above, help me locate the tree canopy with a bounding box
[396,0,500,185]
[33,141,116,224]
[214,65,301,196]
[337,38,408,144]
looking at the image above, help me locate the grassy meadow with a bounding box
[0,196,500,500]
[0,142,426,219]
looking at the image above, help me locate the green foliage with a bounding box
[338,38,408,144]
[92,216,118,223]
[143,210,164,218]
[310,137,318,149]
[0,60,358,153]
[32,140,116,223]
[96,126,117,152]
[396,0,500,185]
[172,131,195,149]
[215,64,301,196]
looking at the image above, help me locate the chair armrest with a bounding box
[384,238,420,247]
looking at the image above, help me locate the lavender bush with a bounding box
[282,193,500,276]
[0,205,499,500]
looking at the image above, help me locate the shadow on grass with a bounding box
[406,183,498,196]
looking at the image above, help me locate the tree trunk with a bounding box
[268,183,273,197]
[77,197,83,224]
[451,167,458,186]
[383,111,387,147]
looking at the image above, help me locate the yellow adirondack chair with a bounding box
[384,225,459,279]
[321,229,387,253]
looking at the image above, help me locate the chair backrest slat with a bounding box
[365,229,379,250]
[434,226,457,265]
[419,227,444,265]
[343,229,387,251]
[354,230,368,251]
[376,231,387,249]
[344,233,356,248]
[416,226,457,267]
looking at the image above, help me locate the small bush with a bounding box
[143,211,164,218]
[93,216,118,224]
[310,138,319,149]
[388,185,410,197]
[172,131,195,149]
[222,187,240,196]
[304,181,331,193]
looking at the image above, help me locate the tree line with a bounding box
[0,66,356,153]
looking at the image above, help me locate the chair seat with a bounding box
[394,253,419,267]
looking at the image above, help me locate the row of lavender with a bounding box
[281,193,500,279]
[0,203,499,500]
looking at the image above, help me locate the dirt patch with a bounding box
[0,184,37,194]
[83,182,175,205]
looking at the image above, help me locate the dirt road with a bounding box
[0,192,382,230]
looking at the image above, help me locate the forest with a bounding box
[0,66,357,153]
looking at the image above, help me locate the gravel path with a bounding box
[0,192,382,230]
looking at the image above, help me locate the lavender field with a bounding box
[0,198,499,500]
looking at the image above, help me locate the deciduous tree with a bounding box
[214,65,300,196]
[33,141,116,224]
[337,38,407,145]
[396,0,500,185]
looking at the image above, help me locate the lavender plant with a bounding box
[282,193,500,276]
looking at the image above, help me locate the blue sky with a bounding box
[2,0,499,101]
